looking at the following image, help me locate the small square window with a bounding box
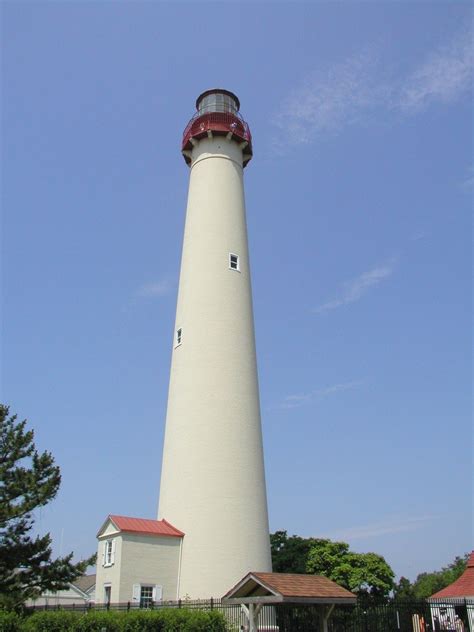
[229,253,240,271]
[176,328,182,346]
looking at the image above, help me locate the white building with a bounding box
[26,574,95,607]
[95,515,183,605]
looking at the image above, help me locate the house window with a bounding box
[229,253,240,271]
[175,328,182,346]
[103,539,115,567]
[140,585,154,608]
[133,583,162,606]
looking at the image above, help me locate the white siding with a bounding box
[118,534,181,603]
[101,521,120,537]
[95,535,122,603]
[26,585,88,607]
[158,133,272,598]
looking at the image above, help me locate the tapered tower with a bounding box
[158,90,272,598]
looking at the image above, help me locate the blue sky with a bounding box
[2,1,472,584]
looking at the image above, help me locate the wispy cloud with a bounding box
[324,515,436,541]
[398,28,473,113]
[314,261,395,314]
[409,231,427,242]
[136,279,171,298]
[462,165,474,188]
[272,26,473,149]
[281,380,364,409]
[272,49,384,149]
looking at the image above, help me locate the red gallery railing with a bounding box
[181,111,253,166]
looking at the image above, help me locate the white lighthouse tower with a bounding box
[158,89,272,598]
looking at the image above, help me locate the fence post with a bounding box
[127,601,130,611]
[211,597,214,610]
[179,599,182,608]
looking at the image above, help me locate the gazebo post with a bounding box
[240,604,249,630]
[320,604,335,632]
[248,603,257,632]
[241,603,259,632]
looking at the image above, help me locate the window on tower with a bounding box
[175,328,182,347]
[229,253,240,271]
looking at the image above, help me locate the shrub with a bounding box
[121,609,228,632]
[120,610,166,632]
[21,610,80,632]
[75,610,122,632]
[1,608,229,632]
[0,611,22,632]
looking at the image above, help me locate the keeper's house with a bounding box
[95,515,184,605]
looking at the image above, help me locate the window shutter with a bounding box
[111,539,116,565]
[132,584,140,601]
[102,541,106,567]
[153,585,163,602]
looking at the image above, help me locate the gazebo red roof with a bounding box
[223,571,356,604]
[430,552,474,599]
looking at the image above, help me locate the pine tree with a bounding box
[0,405,95,609]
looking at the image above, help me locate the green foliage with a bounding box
[6,609,229,632]
[271,531,394,602]
[120,609,228,632]
[120,610,167,632]
[21,611,80,632]
[0,611,22,632]
[74,610,122,632]
[392,576,415,599]
[394,553,469,600]
[306,540,394,601]
[270,530,315,574]
[0,405,96,609]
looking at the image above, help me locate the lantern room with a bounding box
[182,89,253,167]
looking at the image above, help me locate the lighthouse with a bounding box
[157,89,272,598]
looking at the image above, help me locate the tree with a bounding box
[0,405,96,609]
[394,554,469,600]
[270,531,316,574]
[306,539,394,602]
[271,531,395,602]
[393,576,416,600]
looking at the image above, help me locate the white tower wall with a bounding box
[158,121,272,598]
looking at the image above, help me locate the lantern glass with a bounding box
[198,92,238,115]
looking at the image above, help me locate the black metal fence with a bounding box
[26,597,474,631]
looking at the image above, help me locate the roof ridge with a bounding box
[110,514,158,521]
[99,515,184,538]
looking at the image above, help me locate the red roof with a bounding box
[107,515,184,538]
[430,552,474,599]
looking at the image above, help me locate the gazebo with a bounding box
[223,571,356,632]
[429,551,474,631]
